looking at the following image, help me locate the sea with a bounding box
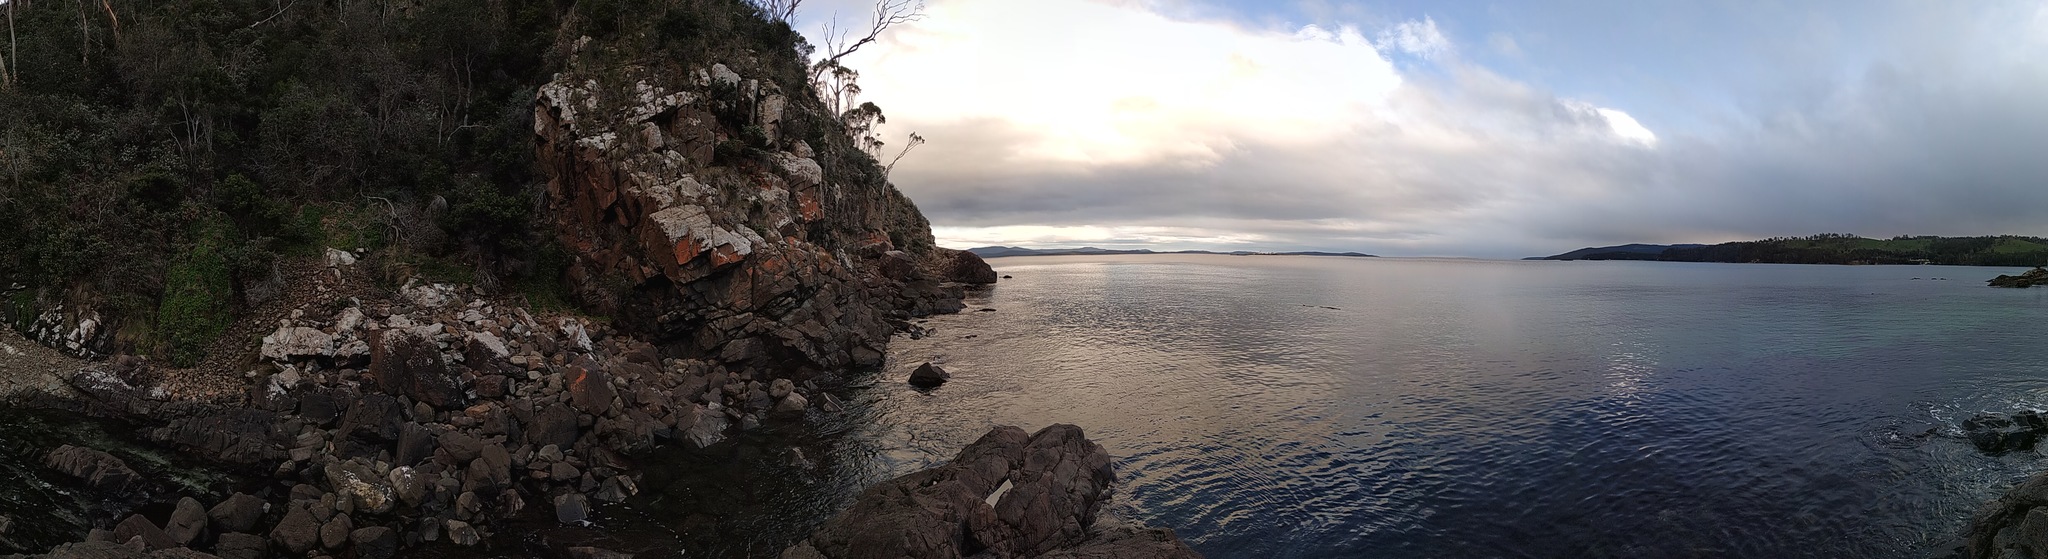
[841,255,2048,558]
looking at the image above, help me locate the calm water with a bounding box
[848,255,2048,559]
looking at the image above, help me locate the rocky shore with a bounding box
[0,246,1198,559]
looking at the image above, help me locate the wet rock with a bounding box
[212,532,267,559]
[208,494,266,534]
[554,493,590,524]
[595,476,637,504]
[163,497,209,547]
[370,328,464,409]
[1965,413,2043,455]
[349,527,398,559]
[908,363,949,388]
[44,445,138,490]
[270,504,321,555]
[113,515,174,551]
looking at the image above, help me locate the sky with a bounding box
[791,0,2048,258]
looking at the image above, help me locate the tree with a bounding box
[808,0,922,90]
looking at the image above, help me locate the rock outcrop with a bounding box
[1989,267,2048,288]
[43,446,139,491]
[534,60,972,382]
[782,425,1202,559]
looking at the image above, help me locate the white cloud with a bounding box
[1378,17,1452,60]
[813,0,1675,256]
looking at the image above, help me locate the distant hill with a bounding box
[968,246,1377,259]
[1527,244,1706,261]
[1529,235,2048,266]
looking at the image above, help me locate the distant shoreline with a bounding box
[968,246,1376,259]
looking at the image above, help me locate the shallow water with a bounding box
[853,255,2048,559]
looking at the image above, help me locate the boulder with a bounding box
[163,497,209,546]
[908,363,950,388]
[212,532,267,559]
[44,445,138,490]
[260,326,334,361]
[444,520,479,546]
[112,515,174,551]
[349,527,398,559]
[324,461,398,514]
[339,393,406,442]
[269,505,321,555]
[207,494,266,534]
[369,328,464,409]
[937,249,998,284]
[318,514,353,550]
[774,392,809,414]
[567,356,616,415]
[395,423,437,467]
[527,403,582,448]
[787,424,1202,559]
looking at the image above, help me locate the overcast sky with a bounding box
[792,0,2048,257]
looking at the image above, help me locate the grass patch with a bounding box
[155,216,235,367]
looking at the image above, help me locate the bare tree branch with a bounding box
[884,132,923,178]
[6,0,18,89]
[749,0,801,23]
[810,0,922,84]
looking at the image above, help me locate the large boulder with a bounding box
[369,328,464,409]
[43,445,138,490]
[788,424,1200,559]
[260,326,335,361]
[207,494,266,534]
[162,497,209,547]
[936,248,998,284]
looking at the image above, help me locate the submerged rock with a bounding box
[1965,412,2048,455]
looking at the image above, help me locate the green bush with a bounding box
[155,217,235,367]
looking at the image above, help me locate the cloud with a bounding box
[813,0,2048,257]
[1378,16,1452,60]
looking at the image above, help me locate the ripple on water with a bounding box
[852,257,2048,558]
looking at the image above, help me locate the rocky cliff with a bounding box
[533,54,990,382]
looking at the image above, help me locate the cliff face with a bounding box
[533,55,985,379]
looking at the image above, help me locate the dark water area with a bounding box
[855,256,2048,559]
[0,408,239,553]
